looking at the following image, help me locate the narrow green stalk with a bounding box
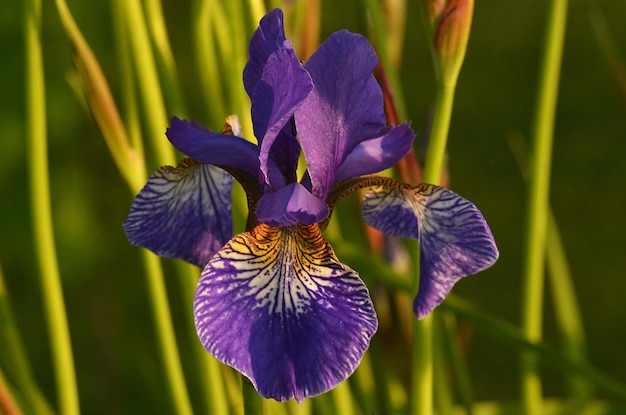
[242,377,264,415]
[440,311,474,415]
[24,0,80,413]
[350,351,378,414]
[246,0,266,33]
[193,0,227,129]
[520,0,568,412]
[412,83,456,415]
[223,0,254,141]
[421,84,455,184]
[120,0,175,167]
[111,0,144,163]
[412,315,433,415]
[115,3,193,412]
[507,134,591,406]
[331,380,356,415]
[286,397,311,415]
[546,213,591,403]
[433,314,453,415]
[144,0,186,116]
[141,251,193,415]
[0,265,54,415]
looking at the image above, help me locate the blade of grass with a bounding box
[24,0,80,412]
[519,0,568,411]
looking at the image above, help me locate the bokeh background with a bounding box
[2,0,625,412]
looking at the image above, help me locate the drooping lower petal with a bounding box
[362,183,498,319]
[255,183,329,227]
[194,223,377,402]
[123,159,233,268]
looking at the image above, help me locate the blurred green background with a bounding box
[2,0,625,412]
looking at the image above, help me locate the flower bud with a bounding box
[422,0,474,86]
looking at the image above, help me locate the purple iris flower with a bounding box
[123,8,498,402]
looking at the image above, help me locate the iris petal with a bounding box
[166,117,286,189]
[194,223,378,402]
[335,123,415,184]
[255,183,329,227]
[252,46,313,186]
[362,183,498,319]
[243,8,287,98]
[296,30,390,200]
[123,159,233,268]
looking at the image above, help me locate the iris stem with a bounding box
[508,132,590,406]
[433,314,453,415]
[193,0,226,129]
[143,0,186,116]
[546,212,591,403]
[140,251,193,415]
[411,315,433,414]
[331,380,355,415]
[242,376,264,415]
[24,0,80,413]
[120,0,174,167]
[520,0,568,412]
[421,84,455,184]
[412,82,456,415]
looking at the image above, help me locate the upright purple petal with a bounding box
[361,183,499,319]
[194,224,377,402]
[243,8,287,97]
[295,30,388,200]
[123,159,232,268]
[255,183,329,227]
[166,117,286,189]
[251,45,313,187]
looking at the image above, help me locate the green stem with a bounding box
[440,311,474,415]
[120,0,175,167]
[331,381,355,415]
[546,213,591,402]
[412,83,456,415]
[193,0,226,129]
[411,315,433,415]
[520,0,568,412]
[433,314,453,415]
[421,84,455,184]
[144,0,186,116]
[242,376,264,415]
[224,0,253,141]
[141,251,193,415]
[24,0,80,413]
